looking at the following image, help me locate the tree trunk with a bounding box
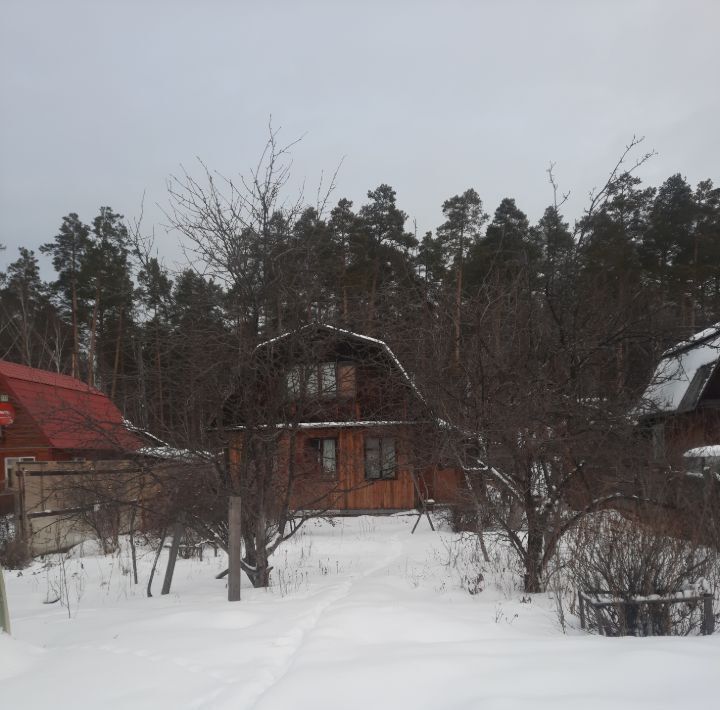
[524,523,544,593]
[454,256,463,368]
[129,506,138,585]
[461,467,490,563]
[136,337,148,429]
[366,258,379,330]
[155,320,164,430]
[71,280,80,379]
[161,517,184,595]
[147,527,168,597]
[241,531,272,588]
[111,307,123,401]
[228,496,241,601]
[87,285,100,388]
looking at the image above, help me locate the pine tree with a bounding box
[579,173,653,287]
[41,213,92,378]
[417,231,446,286]
[167,270,228,444]
[0,248,57,367]
[535,206,573,266]
[639,174,695,324]
[465,198,537,289]
[138,257,173,430]
[84,207,135,391]
[357,184,417,328]
[436,189,488,364]
[328,198,361,323]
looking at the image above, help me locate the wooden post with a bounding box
[703,593,714,635]
[161,517,184,596]
[578,592,586,630]
[0,563,11,635]
[409,468,435,535]
[228,496,242,602]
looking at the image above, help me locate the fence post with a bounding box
[228,496,242,602]
[578,592,586,630]
[0,563,11,635]
[703,593,714,635]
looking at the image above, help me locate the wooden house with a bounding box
[0,360,144,515]
[627,325,720,541]
[223,325,463,513]
[640,324,720,465]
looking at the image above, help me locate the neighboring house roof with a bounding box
[684,445,720,459]
[0,360,143,451]
[641,325,720,415]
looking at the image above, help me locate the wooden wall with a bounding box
[664,409,720,463]
[14,460,145,555]
[0,378,55,489]
[229,425,464,512]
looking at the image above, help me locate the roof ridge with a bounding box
[0,359,103,394]
[661,323,720,359]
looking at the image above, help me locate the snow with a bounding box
[661,323,720,357]
[684,445,720,459]
[137,445,207,460]
[1,516,718,709]
[642,329,720,413]
[228,420,417,431]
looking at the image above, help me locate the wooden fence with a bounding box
[579,589,715,636]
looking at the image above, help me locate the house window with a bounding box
[365,437,396,480]
[286,363,337,399]
[307,438,338,477]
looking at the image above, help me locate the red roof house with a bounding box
[0,360,144,514]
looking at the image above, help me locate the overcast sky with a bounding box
[2,0,719,274]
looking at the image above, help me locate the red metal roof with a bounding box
[0,360,143,452]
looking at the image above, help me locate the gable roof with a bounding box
[641,324,720,415]
[0,360,143,451]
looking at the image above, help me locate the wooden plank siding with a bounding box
[228,426,463,513]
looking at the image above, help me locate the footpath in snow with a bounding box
[1,515,718,710]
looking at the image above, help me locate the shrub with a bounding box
[566,513,718,636]
[0,514,30,569]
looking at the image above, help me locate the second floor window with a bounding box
[286,363,337,399]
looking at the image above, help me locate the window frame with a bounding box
[285,362,338,400]
[306,437,338,479]
[364,436,396,480]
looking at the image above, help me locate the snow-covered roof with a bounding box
[137,446,212,461]
[226,420,417,432]
[640,324,720,415]
[123,418,166,446]
[683,445,720,459]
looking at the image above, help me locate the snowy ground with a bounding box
[1,514,718,709]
